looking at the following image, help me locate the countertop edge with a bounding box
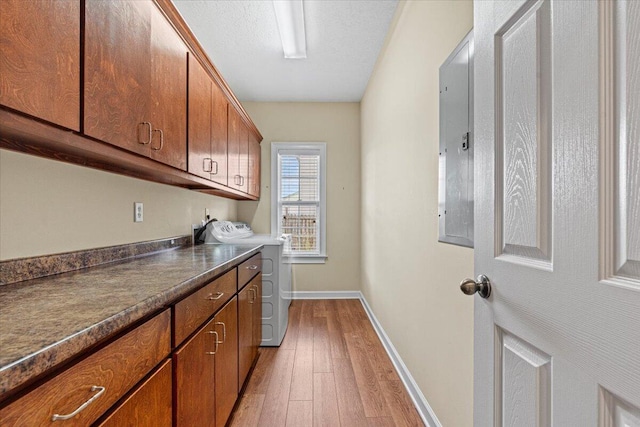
[0,244,263,401]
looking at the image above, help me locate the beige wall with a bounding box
[360,1,474,426]
[0,149,237,260]
[237,102,361,293]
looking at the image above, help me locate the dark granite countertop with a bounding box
[0,243,262,400]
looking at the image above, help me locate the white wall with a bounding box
[360,1,474,426]
[0,149,237,260]
[237,102,361,293]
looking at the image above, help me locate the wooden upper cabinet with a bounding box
[0,0,80,130]
[210,81,229,186]
[188,54,213,180]
[227,107,249,192]
[149,6,187,170]
[188,55,228,184]
[85,0,187,170]
[248,133,261,197]
[85,0,151,156]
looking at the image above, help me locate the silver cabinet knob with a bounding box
[459,275,492,298]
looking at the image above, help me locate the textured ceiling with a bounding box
[172,0,398,102]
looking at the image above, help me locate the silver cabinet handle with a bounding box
[207,292,224,301]
[203,158,213,172]
[234,174,241,185]
[246,265,258,270]
[211,160,219,175]
[151,129,164,151]
[138,122,152,145]
[215,321,226,343]
[51,385,105,421]
[206,330,219,355]
[240,176,245,186]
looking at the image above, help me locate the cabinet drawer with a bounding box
[238,253,261,290]
[174,269,236,345]
[0,310,171,426]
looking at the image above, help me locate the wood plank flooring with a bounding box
[229,299,424,427]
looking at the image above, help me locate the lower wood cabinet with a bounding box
[96,359,172,427]
[173,316,217,427]
[238,273,262,390]
[0,310,170,426]
[214,297,239,427]
[0,255,263,427]
[251,276,263,363]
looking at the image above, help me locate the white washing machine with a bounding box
[204,221,292,346]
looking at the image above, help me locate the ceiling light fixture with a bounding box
[273,0,307,59]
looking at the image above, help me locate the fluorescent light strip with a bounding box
[273,0,307,59]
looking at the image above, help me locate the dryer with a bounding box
[204,221,292,346]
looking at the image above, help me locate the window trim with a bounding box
[271,142,327,264]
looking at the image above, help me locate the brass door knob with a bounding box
[459,275,492,298]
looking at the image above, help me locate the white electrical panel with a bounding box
[438,30,474,248]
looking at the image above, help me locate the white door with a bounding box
[473,1,640,425]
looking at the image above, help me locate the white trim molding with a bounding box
[291,291,442,427]
[291,290,361,300]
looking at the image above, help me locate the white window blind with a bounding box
[271,143,327,263]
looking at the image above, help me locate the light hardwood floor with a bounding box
[229,299,424,427]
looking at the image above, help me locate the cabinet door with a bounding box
[247,133,261,197]
[85,0,151,155]
[187,54,213,180]
[174,317,217,427]
[210,81,229,186]
[149,4,187,170]
[227,108,248,192]
[237,284,253,390]
[251,275,263,360]
[96,359,172,427]
[214,297,238,427]
[0,0,80,131]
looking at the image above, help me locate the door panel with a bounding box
[238,283,253,390]
[495,0,551,263]
[149,4,187,170]
[215,297,238,427]
[228,107,242,190]
[211,81,229,185]
[188,54,212,180]
[174,317,216,427]
[610,0,640,282]
[474,1,640,426]
[0,0,80,131]
[248,134,261,197]
[498,330,550,427]
[84,0,151,155]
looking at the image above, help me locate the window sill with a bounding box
[283,254,327,264]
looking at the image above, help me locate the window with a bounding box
[271,143,327,263]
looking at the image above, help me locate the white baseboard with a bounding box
[291,290,442,426]
[358,294,442,427]
[291,290,361,299]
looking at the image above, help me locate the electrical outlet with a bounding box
[134,202,143,222]
[205,208,210,220]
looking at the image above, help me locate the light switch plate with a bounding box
[134,202,143,222]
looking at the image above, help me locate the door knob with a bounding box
[459,275,492,298]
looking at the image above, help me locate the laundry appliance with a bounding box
[203,220,292,346]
